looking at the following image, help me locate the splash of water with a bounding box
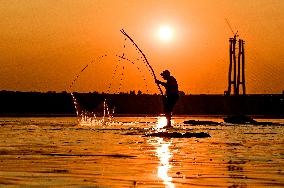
[68,55,115,126]
[72,94,115,126]
[69,52,150,126]
[69,30,163,126]
[116,54,149,93]
[68,54,107,91]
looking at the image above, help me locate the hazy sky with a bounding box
[0,0,283,94]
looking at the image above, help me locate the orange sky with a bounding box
[0,0,283,94]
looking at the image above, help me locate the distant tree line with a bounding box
[0,90,283,117]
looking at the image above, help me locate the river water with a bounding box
[0,116,283,187]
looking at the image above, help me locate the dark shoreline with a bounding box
[0,113,283,119]
[0,91,283,118]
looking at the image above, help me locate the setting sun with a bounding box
[158,26,173,42]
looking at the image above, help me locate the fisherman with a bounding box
[156,70,179,128]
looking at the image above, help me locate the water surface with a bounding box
[0,116,283,187]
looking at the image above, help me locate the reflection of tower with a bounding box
[226,35,246,96]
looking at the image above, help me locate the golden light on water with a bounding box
[156,116,168,129]
[155,138,175,188]
[1,116,284,186]
[156,116,175,129]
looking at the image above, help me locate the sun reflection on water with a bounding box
[155,137,175,188]
[156,116,167,129]
[156,116,176,129]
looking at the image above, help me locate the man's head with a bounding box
[161,70,170,80]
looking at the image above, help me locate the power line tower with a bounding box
[225,20,246,96]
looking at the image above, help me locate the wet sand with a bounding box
[0,117,283,187]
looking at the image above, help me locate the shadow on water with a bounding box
[41,153,136,158]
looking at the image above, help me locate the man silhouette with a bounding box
[156,70,179,128]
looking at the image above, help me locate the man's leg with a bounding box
[165,112,172,128]
[163,97,173,128]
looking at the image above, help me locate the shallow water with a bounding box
[0,116,283,187]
